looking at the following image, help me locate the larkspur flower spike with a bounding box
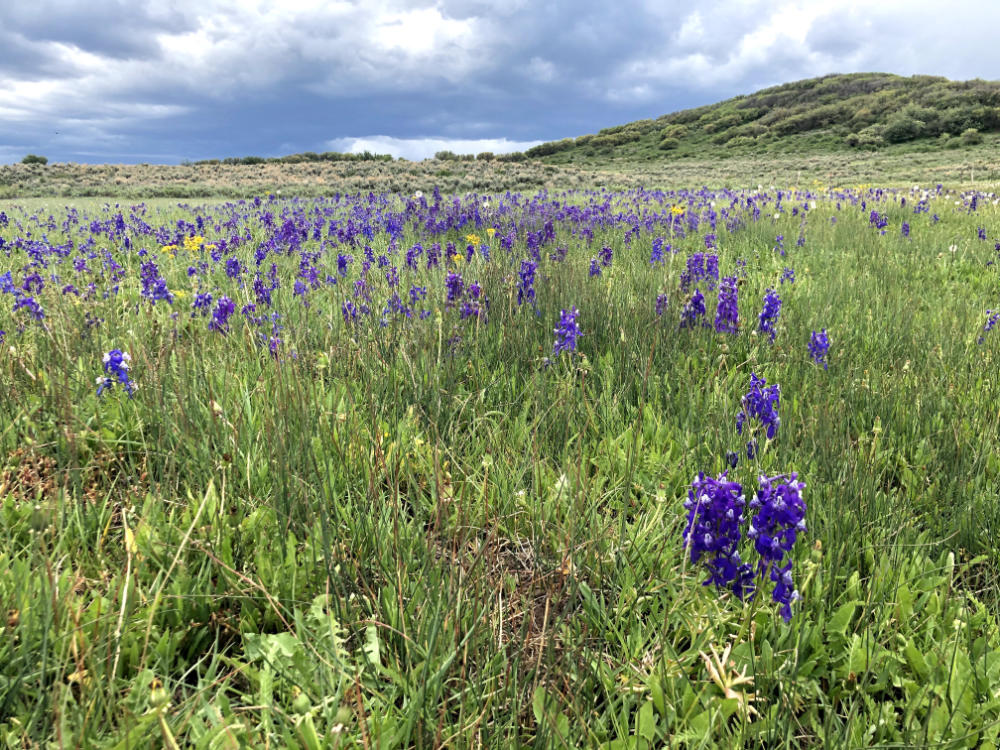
[98,349,135,397]
[682,472,756,600]
[714,276,739,334]
[759,289,781,341]
[553,307,581,355]
[736,373,780,443]
[748,473,807,622]
[809,329,830,369]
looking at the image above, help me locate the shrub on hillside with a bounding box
[882,114,925,143]
[659,125,688,140]
[961,127,984,145]
[855,125,886,149]
[938,133,961,150]
[22,154,47,165]
[525,139,574,158]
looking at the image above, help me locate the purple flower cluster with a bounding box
[649,237,669,265]
[714,276,739,334]
[680,253,719,291]
[680,289,706,329]
[809,329,830,369]
[445,271,464,306]
[758,289,781,341]
[747,474,807,621]
[655,293,668,317]
[140,260,173,304]
[13,295,45,322]
[683,472,755,599]
[736,374,780,457]
[683,470,807,621]
[517,260,537,307]
[979,310,999,345]
[553,306,581,355]
[97,349,134,397]
[209,296,236,333]
[459,281,489,321]
[3,270,46,323]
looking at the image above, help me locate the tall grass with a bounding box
[1,187,998,747]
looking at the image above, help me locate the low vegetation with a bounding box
[527,73,1000,164]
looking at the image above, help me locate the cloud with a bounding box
[1,0,999,163]
[326,135,543,160]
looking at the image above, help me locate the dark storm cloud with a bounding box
[1,2,196,60]
[0,0,998,163]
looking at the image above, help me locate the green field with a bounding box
[1,186,999,747]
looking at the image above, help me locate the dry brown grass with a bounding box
[3,147,999,199]
[0,160,613,198]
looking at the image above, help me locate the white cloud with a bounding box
[326,135,543,160]
[5,0,1000,162]
[525,57,557,83]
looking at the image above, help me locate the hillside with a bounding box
[527,73,1000,164]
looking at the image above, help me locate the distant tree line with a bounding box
[189,151,396,166]
[432,150,526,162]
[186,149,530,165]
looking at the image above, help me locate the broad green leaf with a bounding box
[826,601,858,636]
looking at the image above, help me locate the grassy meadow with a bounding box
[1,185,999,748]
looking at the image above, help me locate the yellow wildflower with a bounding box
[465,233,481,247]
[183,235,205,252]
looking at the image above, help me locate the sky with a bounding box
[1,0,998,164]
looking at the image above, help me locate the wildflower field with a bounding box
[1,185,999,747]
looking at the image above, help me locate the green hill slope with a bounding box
[528,73,1000,164]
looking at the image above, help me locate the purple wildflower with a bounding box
[97,349,134,397]
[714,276,739,334]
[758,289,781,341]
[978,310,999,344]
[809,329,830,369]
[445,272,464,306]
[747,473,807,621]
[655,293,668,317]
[736,373,780,442]
[209,296,236,333]
[517,260,537,306]
[680,289,706,329]
[553,306,581,355]
[682,472,755,599]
